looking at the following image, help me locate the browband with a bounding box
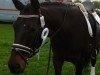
[18,15,39,18]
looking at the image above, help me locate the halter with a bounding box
[13,14,49,63]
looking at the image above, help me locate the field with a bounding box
[0,23,100,75]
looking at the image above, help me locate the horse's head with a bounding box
[8,0,49,74]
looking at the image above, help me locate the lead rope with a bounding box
[45,6,68,75]
[46,41,52,75]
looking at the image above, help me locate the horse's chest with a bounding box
[51,32,74,51]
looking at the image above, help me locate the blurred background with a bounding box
[0,0,100,22]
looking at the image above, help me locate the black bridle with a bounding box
[12,14,49,64]
[12,43,39,57]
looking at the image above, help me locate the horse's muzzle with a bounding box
[8,61,24,74]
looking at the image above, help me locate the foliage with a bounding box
[93,1,100,8]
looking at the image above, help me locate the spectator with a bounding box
[50,0,63,2]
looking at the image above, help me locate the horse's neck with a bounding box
[41,7,65,32]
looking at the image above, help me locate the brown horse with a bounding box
[8,0,99,75]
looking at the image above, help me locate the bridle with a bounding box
[12,14,49,63]
[12,4,67,65]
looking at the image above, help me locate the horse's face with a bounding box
[8,1,45,74]
[8,16,42,74]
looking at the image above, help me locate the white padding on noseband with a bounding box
[18,15,39,18]
[41,28,49,47]
[15,48,30,54]
[90,67,95,75]
[40,16,45,28]
[13,44,32,50]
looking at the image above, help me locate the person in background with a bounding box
[50,0,63,2]
[38,0,73,3]
[50,0,72,3]
[63,0,72,3]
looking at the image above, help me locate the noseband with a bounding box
[12,44,39,57]
[12,14,49,63]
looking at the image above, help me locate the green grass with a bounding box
[0,23,100,75]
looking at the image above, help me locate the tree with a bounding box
[93,1,100,8]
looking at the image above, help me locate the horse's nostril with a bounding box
[13,64,21,73]
[8,63,22,74]
[15,64,20,69]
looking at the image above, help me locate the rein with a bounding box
[46,7,68,75]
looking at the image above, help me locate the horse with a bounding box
[8,0,99,75]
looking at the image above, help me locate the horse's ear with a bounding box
[30,0,40,10]
[12,0,25,11]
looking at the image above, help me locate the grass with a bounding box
[0,23,100,75]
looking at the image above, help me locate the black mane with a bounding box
[40,2,66,6]
[40,2,75,10]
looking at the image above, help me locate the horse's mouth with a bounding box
[8,62,24,74]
